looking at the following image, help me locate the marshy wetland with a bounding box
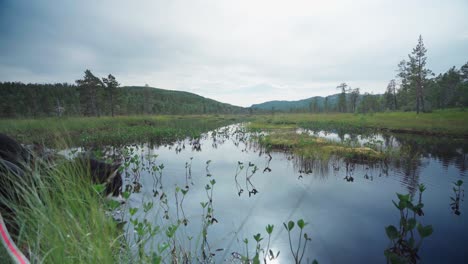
[1,113,467,263]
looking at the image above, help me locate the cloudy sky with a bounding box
[1,0,467,107]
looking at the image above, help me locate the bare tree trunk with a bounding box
[416,93,420,114]
[110,93,114,117]
[421,85,425,112]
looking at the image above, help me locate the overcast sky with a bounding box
[1,0,467,107]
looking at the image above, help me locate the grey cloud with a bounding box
[1,0,467,106]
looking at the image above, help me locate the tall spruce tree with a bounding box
[407,35,432,114]
[461,62,468,82]
[102,74,119,117]
[396,60,413,110]
[324,97,329,113]
[336,83,348,113]
[384,79,398,110]
[349,87,360,113]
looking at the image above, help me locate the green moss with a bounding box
[257,131,387,163]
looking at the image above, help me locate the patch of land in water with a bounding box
[253,130,395,163]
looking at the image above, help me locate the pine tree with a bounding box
[407,35,432,114]
[396,60,413,110]
[102,74,119,117]
[336,83,348,113]
[461,62,468,82]
[76,70,103,117]
[324,97,329,113]
[384,79,397,110]
[349,88,360,113]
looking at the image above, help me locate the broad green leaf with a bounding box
[297,219,307,229]
[266,224,274,234]
[92,184,106,194]
[129,207,138,216]
[253,233,263,242]
[417,224,433,238]
[418,183,426,193]
[396,193,410,202]
[385,225,399,240]
[122,191,131,199]
[107,200,121,210]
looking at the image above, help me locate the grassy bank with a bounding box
[248,110,468,163]
[1,110,466,148]
[249,109,468,137]
[0,115,246,147]
[0,158,121,263]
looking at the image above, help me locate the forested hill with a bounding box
[121,86,245,114]
[251,94,342,112]
[0,82,246,117]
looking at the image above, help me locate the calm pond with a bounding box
[89,123,467,263]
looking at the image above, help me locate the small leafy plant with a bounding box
[384,184,433,264]
[283,219,316,264]
[450,180,464,216]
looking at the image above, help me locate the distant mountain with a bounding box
[251,94,341,111]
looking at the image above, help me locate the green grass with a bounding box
[0,115,247,147]
[256,131,390,164]
[0,158,122,263]
[248,109,468,136]
[2,110,465,148]
[247,110,468,165]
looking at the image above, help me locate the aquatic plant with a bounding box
[185,157,194,188]
[450,180,464,215]
[234,161,259,197]
[283,219,316,264]
[231,221,319,264]
[384,184,433,264]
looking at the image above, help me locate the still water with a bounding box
[114,124,467,263]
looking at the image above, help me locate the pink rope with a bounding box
[0,213,30,264]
